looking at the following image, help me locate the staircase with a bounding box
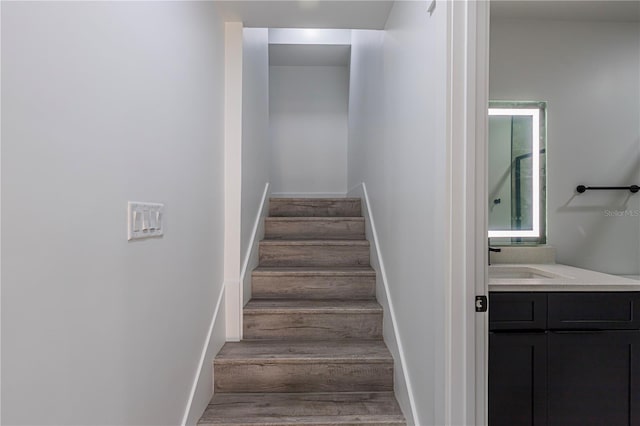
[199,198,406,425]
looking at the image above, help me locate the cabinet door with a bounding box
[548,331,640,426]
[489,332,547,426]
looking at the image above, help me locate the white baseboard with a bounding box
[181,284,226,426]
[349,182,419,426]
[270,192,347,198]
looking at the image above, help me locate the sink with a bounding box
[489,266,562,280]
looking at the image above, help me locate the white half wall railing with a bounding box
[239,182,271,326]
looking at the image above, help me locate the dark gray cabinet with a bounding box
[547,331,640,426]
[490,292,547,330]
[489,332,547,426]
[489,292,640,426]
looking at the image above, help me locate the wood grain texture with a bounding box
[243,300,383,340]
[259,240,370,267]
[198,392,405,425]
[251,267,376,300]
[215,340,393,363]
[199,196,405,424]
[269,198,361,217]
[244,299,383,313]
[215,341,393,392]
[214,363,394,393]
[265,217,365,240]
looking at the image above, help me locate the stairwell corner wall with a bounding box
[348,4,451,423]
[348,183,419,425]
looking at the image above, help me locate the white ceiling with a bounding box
[215,1,639,29]
[220,0,639,67]
[491,1,640,22]
[215,1,394,29]
[269,44,351,66]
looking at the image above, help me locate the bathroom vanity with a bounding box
[488,264,640,426]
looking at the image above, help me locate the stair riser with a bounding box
[201,392,405,423]
[200,420,405,426]
[200,421,404,426]
[252,275,376,299]
[269,199,361,217]
[259,245,370,267]
[214,363,393,393]
[243,312,383,340]
[265,219,365,240]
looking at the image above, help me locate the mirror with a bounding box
[488,102,546,239]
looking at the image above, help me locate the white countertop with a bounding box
[489,263,640,292]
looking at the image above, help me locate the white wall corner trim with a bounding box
[446,1,490,425]
[350,182,420,425]
[224,21,244,341]
[0,3,3,422]
[180,284,225,426]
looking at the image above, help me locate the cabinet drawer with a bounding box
[490,293,547,330]
[548,292,640,330]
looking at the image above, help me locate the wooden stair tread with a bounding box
[265,217,366,240]
[259,240,370,267]
[253,266,375,276]
[266,217,365,222]
[269,198,362,218]
[198,392,405,425]
[251,267,376,300]
[215,340,392,364]
[270,198,362,202]
[260,240,370,246]
[244,299,382,314]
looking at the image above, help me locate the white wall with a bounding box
[241,28,270,305]
[268,28,351,45]
[490,19,640,275]
[348,1,449,424]
[269,65,349,196]
[1,3,226,425]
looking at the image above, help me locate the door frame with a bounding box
[446,0,490,425]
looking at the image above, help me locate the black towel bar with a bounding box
[576,185,639,194]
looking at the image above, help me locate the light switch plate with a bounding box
[128,202,164,240]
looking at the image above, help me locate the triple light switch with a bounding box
[127,202,164,240]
